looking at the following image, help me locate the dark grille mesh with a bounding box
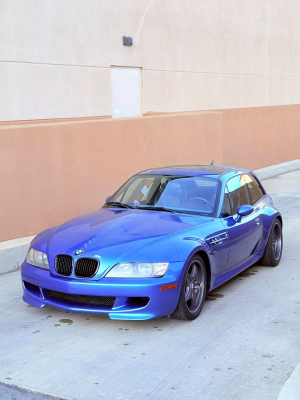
[75,258,99,278]
[55,255,73,276]
[49,290,115,306]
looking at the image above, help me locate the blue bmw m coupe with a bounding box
[21,165,283,320]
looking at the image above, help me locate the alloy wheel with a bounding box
[185,260,205,313]
[272,223,282,260]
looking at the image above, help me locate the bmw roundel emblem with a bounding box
[75,249,84,256]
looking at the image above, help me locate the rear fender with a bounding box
[259,207,282,252]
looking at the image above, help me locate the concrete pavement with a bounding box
[1,170,300,400]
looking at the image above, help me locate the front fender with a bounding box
[174,242,214,292]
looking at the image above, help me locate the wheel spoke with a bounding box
[186,273,193,286]
[189,264,197,279]
[190,294,196,309]
[185,288,193,302]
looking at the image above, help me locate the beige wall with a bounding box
[1,0,300,120]
[1,105,300,242]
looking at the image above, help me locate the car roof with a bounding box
[138,165,251,178]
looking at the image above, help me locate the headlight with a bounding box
[27,248,49,270]
[105,262,169,278]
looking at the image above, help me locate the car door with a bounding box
[222,174,263,269]
[204,220,230,275]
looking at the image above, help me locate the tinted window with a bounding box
[245,174,264,205]
[226,175,251,214]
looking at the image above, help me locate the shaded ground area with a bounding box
[0,382,66,400]
[1,170,300,400]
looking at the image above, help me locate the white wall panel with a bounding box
[0,0,300,120]
[143,70,300,113]
[0,62,111,120]
[0,63,15,121]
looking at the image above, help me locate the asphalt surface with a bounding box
[1,170,300,400]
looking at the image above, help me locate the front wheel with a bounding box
[260,217,283,267]
[172,255,207,320]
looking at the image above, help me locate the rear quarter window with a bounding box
[245,174,264,205]
[226,175,251,214]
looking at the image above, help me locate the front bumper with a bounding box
[21,261,185,320]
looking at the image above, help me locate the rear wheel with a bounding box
[172,255,207,320]
[260,218,283,267]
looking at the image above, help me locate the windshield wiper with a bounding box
[107,202,185,213]
[135,206,185,213]
[106,201,135,209]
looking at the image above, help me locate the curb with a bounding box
[0,236,35,275]
[278,363,300,400]
[0,381,71,400]
[254,159,300,181]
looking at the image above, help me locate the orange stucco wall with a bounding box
[221,105,300,170]
[1,104,300,243]
[0,111,222,242]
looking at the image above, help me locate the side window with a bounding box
[227,175,251,214]
[221,185,232,217]
[245,174,264,205]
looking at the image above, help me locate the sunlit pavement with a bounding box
[1,170,300,400]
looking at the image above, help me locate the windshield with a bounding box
[105,174,220,216]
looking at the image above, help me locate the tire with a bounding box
[260,217,283,267]
[172,255,207,320]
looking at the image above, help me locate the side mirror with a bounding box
[106,196,112,203]
[236,205,254,221]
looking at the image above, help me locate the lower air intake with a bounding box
[49,291,115,306]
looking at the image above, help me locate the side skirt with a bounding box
[209,251,264,291]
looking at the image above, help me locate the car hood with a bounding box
[32,208,214,273]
